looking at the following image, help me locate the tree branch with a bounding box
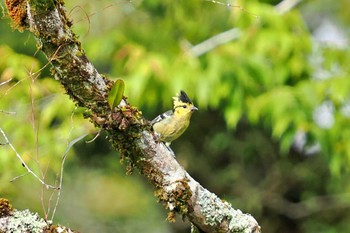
[4,1,261,232]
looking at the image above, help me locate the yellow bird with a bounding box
[151,90,198,147]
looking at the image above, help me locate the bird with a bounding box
[151,90,198,149]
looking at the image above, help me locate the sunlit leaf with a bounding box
[108,79,125,110]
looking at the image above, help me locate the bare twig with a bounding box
[186,28,241,57]
[51,133,88,221]
[275,0,302,14]
[41,161,52,220]
[2,77,28,97]
[9,172,30,182]
[188,0,302,57]
[0,79,16,114]
[205,0,260,18]
[85,130,101,143]
[26,68,49,215]
[0,128,59,190]
[0,110,16,115]
[66,107,77,144]
[0,79,12,86]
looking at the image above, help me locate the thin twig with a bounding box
[85,130,101,143]
[0,110,16,115]
[0,127,59,189]
[9,172,30,182]
[45,186,57,223]
[188,0,302,57]
[0,79,12,86]
[275,0,302,14]
[205,0,260,18]
[50,133,88,221]
[2,77,27,97]
[187,28,241,57]
[66,107,77,145]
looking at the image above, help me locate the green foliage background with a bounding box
[1,0,350,232]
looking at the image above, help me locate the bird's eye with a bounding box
[182,105,187,108]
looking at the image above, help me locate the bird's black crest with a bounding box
[179,90,192,104]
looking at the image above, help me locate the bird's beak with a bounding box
[191,106,198,112]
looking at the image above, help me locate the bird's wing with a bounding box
[151,110,173,125]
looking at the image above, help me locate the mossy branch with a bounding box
[4,1,261,232]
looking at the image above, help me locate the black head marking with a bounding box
[179,90,192,104]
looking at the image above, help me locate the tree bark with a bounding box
[3,1,261,232]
